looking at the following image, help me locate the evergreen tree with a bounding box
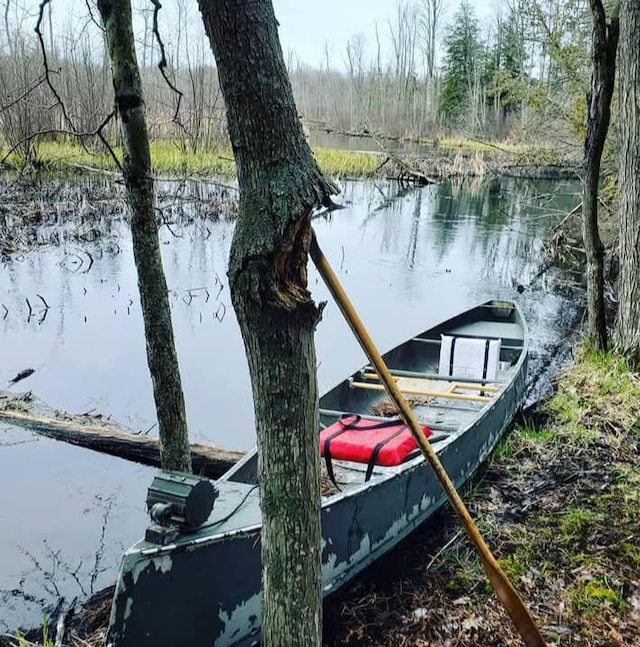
[487,4,528,131]
[439,0,482,123]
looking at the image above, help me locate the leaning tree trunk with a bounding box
[582,0,619,351]
[616,0,640,367]
[97,0,191,472]
[197,2,337,645]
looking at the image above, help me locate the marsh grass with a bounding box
[3,618,54,647]
[437,137,568,166]
[1,139,381,179]
[312,148,380,177]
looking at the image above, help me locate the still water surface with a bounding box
[1,177,580,449]
[0,176,581,630]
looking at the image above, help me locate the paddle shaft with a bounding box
[310,232,547,647]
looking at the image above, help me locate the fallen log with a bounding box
[0,392,245,478]
[382,147,438,185]
[364,132,437,184]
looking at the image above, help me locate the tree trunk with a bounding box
[197,2,338,645]
[616,0,640,367]
[582,0,619,351]
[97,0,191,472]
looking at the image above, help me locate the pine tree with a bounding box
[439,0,481,124]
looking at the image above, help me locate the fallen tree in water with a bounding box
[0,390,244,478]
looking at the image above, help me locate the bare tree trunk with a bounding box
[97,0,191,472]
[616,0,640,366]
[582,0,618,350]
[197,1,338,645]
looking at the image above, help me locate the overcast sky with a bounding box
[272,0,495,68]
[42,0,496,70]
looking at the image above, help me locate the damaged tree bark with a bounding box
[197,1,338,644]
[97,0,191,472]
[582,0,619,350]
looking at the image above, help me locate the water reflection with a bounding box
[1,177,580,451]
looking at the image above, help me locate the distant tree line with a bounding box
[0,0,599,167]
[290,0,593,144]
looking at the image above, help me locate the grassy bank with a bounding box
[1,140,382,179]
[1,136,575,182]
[326,347,640,645]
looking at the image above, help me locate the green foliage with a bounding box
[570,578,627,614]
[497,554,526,583]
[619,542,640,568]
[10,616,54,647]
[439,0,481,122]
[442,546,484,593]
[559,507,602,540]
[568,93,588,140]
[485,7,529,117]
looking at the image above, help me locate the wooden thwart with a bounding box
[363,365,504,385]
[349,378,493,403]
[360,372,499,393]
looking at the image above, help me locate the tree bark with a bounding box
[197,2,338,645]
[616,0,640,367]
[97,0,191,472]
[582,0,619,350]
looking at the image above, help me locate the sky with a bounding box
[272,0,495,69]
[39,0,495,71]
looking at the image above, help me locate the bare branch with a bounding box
[95,110,122,170]
[35,0,74,130]
[0,111,121,171]
[0,74,47,113]
[84,0,104,32]
[149,0,188,132]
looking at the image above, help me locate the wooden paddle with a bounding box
[309,231,547,647]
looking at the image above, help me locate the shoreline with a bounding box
[0,139,579,183]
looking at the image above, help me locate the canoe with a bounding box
[107,299,528,647]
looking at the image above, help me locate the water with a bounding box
[0,175,582,631]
